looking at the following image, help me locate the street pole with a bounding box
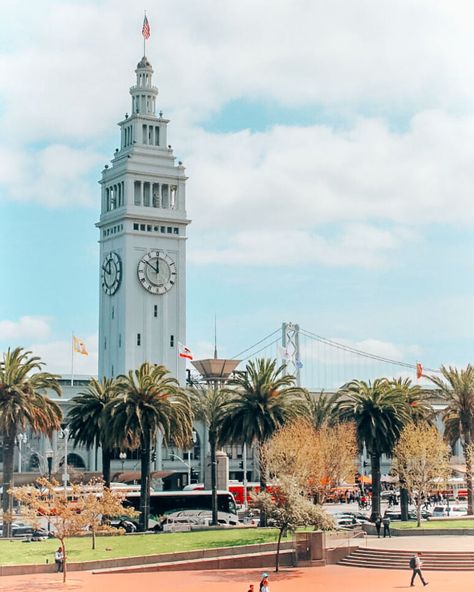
[243,442,248,511]
[46,450,53,535]
[59,428,70,497]
[187,450,191,485]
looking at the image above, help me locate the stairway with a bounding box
[339,547,474,571]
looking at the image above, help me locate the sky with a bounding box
[0,0,473,387]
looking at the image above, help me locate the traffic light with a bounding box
[238,461,244,469]
[151,451,156,462]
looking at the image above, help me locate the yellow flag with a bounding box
[73,336,89,356]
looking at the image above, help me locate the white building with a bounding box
[97,55,189,383]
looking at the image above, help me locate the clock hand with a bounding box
[145,260,157,274]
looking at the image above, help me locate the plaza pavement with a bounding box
[2,564,474,592]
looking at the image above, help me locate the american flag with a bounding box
[142,15,150,40]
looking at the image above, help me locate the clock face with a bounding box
[137,250,176,295]
[101,252,122,295]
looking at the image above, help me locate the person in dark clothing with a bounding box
[410,552,428,586]
[382,515,391,538]
[374,515,382,538]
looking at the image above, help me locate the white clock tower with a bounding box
[97,55,190,383]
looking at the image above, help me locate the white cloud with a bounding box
[0,316,52,341]
[190,224,408,268]
[0,144,104,206]
[185,111,474,231]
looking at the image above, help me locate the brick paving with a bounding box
[2,564,474,592]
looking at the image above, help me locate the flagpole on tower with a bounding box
[142,12,150,56]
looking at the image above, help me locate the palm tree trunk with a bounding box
[209,431,218,526]
[139,431,151,532]
[370,452,381,522]
[101,447,111,488]
[2,433,15,538]
[464,439,473,515]
[258,441,268,527]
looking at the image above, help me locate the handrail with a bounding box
[326,528,367,552]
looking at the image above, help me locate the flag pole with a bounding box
[71,332,74,387]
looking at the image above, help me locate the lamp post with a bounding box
[16,433,27,474]
[46,449,53,534]
[187,429,197,485]
[58,428,70,496]
[170,452,192,486]
[119,451,127,472]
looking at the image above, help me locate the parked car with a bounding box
[109,519,137,533]
[431,505,467,518]
[0,522,37,537]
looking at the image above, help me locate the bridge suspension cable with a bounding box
[231,328,281,360]
[299,328,440,374]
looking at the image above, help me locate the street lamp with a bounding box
[119,451,127,472]
[187,429,197,485]
[16,433,27,474]
[170,452,191,486]
[58,428,70,496]
[46,449,53,534]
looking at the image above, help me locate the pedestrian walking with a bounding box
[54,547,64,573]
[410,552,428,586]
[382,515,391,538]
[374,514,382,538]
[259,573,270,592]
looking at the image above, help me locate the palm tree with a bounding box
[68,377,117,487]
[390,377,434,520]
[427,365,474,515]
[106,362,192,531]
[0,347,62,537]
[220,358,309,525]
[306,391,340,429]
[189,386,228,525]
[336,378,411,520]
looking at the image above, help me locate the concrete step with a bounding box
[339,547,474,571]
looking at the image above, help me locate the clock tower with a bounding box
[97,55,190,383]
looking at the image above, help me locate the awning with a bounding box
[381,475,398,483]
[111,470,175,483]
[359,475,372,484]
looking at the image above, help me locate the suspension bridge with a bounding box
[230,322,440,391]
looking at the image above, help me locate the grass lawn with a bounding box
[396,519,474,530]
[0,528,280,566]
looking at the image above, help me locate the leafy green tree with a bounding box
[107,362,192,531]
[220,358,308,525]
[252,476,335,571]
[0,347,62,537]
[393,423,450,527]
[336,378,411,520]
[305,391,340,429]
[390,377,434,520]
[427,365,474,515]
[68,377,117,487]
[188,386,227,525]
